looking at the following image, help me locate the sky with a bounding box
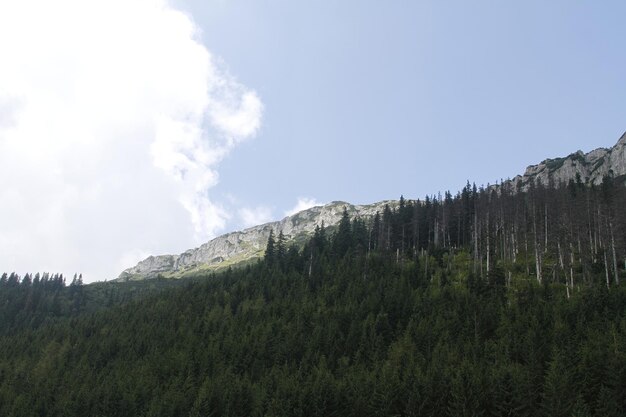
[0,1,624,282]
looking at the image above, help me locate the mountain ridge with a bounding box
[502,131,626,190]
[118,131,626,281]
[117,200,398,281]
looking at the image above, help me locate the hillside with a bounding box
[2,133,626,415]
[1,182,626,416]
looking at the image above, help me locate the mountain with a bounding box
[117,200,397,281]
[505,131,626,190]
[6,196,626,415]
[119,132,626,281]
[4,133,626,416]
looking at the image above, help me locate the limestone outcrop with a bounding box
[117,200,396,281]
[506,131,626,191]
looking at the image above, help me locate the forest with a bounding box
[0,175,625,416]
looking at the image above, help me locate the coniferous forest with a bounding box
[1,177,626,416]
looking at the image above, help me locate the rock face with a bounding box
[117,200,397,281]
[505,131,626,191]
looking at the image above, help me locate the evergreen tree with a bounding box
[265,230,276,267]
[371,212,381,251]
[276,231,287,266]
[332,207,352,257]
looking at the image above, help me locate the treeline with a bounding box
[0,272,76,288]
[0,273,85,335]
[0,179,625,416]
[0,272,190,335]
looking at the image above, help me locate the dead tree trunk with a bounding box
[533,203,542,283]
[609,219,619,286]
[558,241,569,298]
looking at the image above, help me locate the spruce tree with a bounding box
[333,207,352,257]
[265,230,276,266]
[276,231,287,267]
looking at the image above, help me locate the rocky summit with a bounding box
[505,131,626,191]
[117,200,397,281]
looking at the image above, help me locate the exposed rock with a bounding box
[117,200,397,281]
[505,131,626,191]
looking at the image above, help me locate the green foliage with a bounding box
[264,229,276,266]
[545,157,566,172]
[2,180,626,415]
[0,239,625,415]
[0,273,193,336]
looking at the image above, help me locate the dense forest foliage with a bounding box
[0,177,625,416]
[0,273,191,336]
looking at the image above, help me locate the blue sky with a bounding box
[180,0,625,206]
[0,0,624,281]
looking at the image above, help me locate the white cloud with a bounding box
[238,206,274,228]
[0,0,262,281]
[285,197,322,217]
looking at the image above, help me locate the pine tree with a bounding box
[541,348,574,417]
[265,230,276,267]
[276,231,287,267]
[333,207,352,257]
[371,212,381,251]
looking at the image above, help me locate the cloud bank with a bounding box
[238,206,274,228]
[285,197,322,217]
[0,0,262,281]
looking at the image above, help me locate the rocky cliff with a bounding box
[117,200,397,281]
[505,131,626,190]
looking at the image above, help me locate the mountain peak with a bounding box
[511,131,626,190]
